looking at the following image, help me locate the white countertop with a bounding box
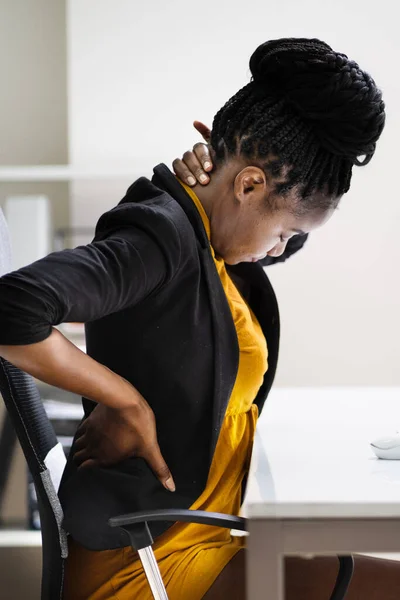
[243,387,400,519]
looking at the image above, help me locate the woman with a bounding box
[0,38,396,599]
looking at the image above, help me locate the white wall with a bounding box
[67,0,400,386]
[0,0,70,237]
[0,0,68,166]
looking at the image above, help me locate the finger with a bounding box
[143,443,176,492]
[193,121,211,143]
[73,448,93,464]
[172,158,198,187]
[77,458,98,471]
[193,142,213,172]
[74,421,87,440]
[182,150,210,185]
[73,433,88,452]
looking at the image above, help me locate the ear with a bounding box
[233,166,268,205]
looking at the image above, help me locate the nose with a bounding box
[267,241,287,258]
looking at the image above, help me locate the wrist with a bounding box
[111,377,143,412]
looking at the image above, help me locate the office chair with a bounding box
[0,359,354,600]
[0,359,68,599]
[0,357,355,600]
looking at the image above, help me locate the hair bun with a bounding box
[250,38,333,88]
[249,38,385,164]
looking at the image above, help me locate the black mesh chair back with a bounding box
[0,360,67,600]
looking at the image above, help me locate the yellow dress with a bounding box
[64,183,268,600]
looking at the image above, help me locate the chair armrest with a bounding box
[108,509,246,551]
[109,508,246,531]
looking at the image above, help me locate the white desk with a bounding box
[242,387,400,599]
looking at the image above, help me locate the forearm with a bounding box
[0,328,136,410]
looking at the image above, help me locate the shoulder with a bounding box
[96,178,192,236]
[93,178,196,271]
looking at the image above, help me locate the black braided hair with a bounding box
[210,38,386,212]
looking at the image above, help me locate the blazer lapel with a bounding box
[152,164,239,457]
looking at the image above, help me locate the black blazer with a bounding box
[0,165,307,550]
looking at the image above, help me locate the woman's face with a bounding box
[203,165,336,265]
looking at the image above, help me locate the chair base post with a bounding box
[138,547,169,600]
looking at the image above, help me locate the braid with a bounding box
[210,38,385,212]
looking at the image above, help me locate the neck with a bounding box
[191,181,217,221]
[190,160,237,221]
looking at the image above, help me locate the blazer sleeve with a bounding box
[0,203,182,346]
[259,233,309,267]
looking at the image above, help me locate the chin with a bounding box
[215,246,247,265]
[226,260,240,266]
[223,256,247,266]
[218,252,239,265]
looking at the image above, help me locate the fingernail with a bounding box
[204,161,212,170]
[165,477,176,492]
[187,176,196,186]
[200,174,208,184]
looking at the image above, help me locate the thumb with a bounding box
[144,443,176,492]
[193,120,211,143]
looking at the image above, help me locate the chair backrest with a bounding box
[0,208,67,600]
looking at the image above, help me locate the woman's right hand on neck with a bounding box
[0,328,175,492]
[172,121,213,186]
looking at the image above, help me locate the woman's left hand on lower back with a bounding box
[73,398,176,492]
